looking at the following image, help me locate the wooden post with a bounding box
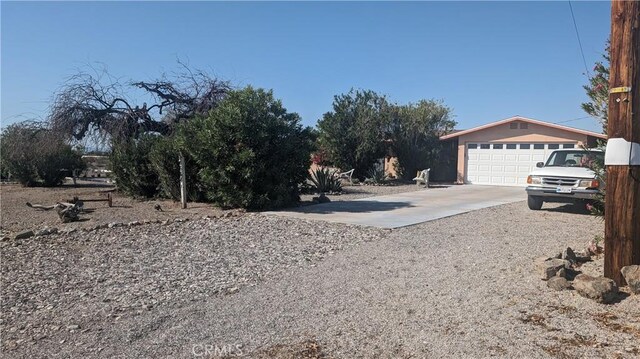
[179,152,187,209]
[604,0,640,285]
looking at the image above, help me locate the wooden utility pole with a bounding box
[604,0,640,285]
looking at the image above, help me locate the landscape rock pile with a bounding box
[537,245,639,304]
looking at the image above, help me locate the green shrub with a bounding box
[148,136,206,202]
[585,143,606,217]
[0,121,85,186]
[309,167,342,194]
[179,86,314,210]
[110,135,161,198]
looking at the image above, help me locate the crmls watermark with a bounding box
[191,343,243,357]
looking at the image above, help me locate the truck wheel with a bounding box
[528,195,543,210]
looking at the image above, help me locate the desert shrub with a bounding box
[309,167,342,194]
[148,136,206,202]
[365,165,389,185]
[0,121,85,186]
[110,135,161,198]
[179,86,314,209]
[585,143,606,217]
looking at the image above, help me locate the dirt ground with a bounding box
[0,180,225,236]
[0,180,425,237]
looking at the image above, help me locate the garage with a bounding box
[465,142,576,186]
[439,116,606,186]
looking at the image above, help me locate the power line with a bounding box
[568,1,591,77]
[553,116,590,124]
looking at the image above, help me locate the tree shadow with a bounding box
[543,203,592,215]
[289,200,414,214]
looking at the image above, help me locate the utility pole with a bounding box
[604,0,640,285]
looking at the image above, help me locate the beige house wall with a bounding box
[455,122,590,183]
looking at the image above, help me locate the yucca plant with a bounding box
[309,167,342,194]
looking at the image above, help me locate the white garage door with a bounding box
[465,143,576,186]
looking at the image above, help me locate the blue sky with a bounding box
[2,1,610,132]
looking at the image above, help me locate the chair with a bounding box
[413,169,430,188]
[337,169,355,184]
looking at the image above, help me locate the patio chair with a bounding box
[413,168,430,188]
[337,169,355,184]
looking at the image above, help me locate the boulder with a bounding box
[573,274,619,304]
[547,276,572,291]
[621,265,640,294]
[536,258,570,280]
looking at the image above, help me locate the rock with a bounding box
[621,265,640,294]
[14,230,34,240]
[562,247,578,264]
[536,258,570,280]
[107,222,122,228]
[66,324,80,331]
[227,287,239,294]
[48,227,59,235]
[574,249,591,262]
[556,268,567,278]
[35,228,52,236]
[128,221,141,227]
[573,274,619,304]
[547,276,572,291]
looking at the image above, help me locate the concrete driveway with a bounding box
[270,185,525,228]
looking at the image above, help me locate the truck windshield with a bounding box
[545,150,604,168]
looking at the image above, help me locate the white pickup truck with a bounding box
[525,149,604,210]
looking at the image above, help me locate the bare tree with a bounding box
[48,64,229,142]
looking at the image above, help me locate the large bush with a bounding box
[148,136,206,202]
[179,86,314,209]
[110,135,161,198]
[0,121,85,186]
[317,89,392,178]
[390,100,456,179]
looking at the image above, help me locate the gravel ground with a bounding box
[2,201,639,358]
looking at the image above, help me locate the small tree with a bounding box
[317,89,392,178]
[582,42,610,133]
[0,121,85,187]
[390,100,455,179]
[180,87,314,209]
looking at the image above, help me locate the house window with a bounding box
[520,144,531,149]
[534,144,545,149]
[506,144,517,149]
[510,123,518,129]
[467,143,477,149]
[492,144,503,149]
[520,123,529,129]
[480,144,490,149]
[563,144,575,149]
[548,144,560,149]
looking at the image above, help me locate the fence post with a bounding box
[179,152,187,209]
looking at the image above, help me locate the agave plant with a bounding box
[365,166,389,185]
[309,167,342,194]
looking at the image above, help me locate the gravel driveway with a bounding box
[2,201,639,358]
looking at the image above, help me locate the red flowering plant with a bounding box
[311,149,330,166]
